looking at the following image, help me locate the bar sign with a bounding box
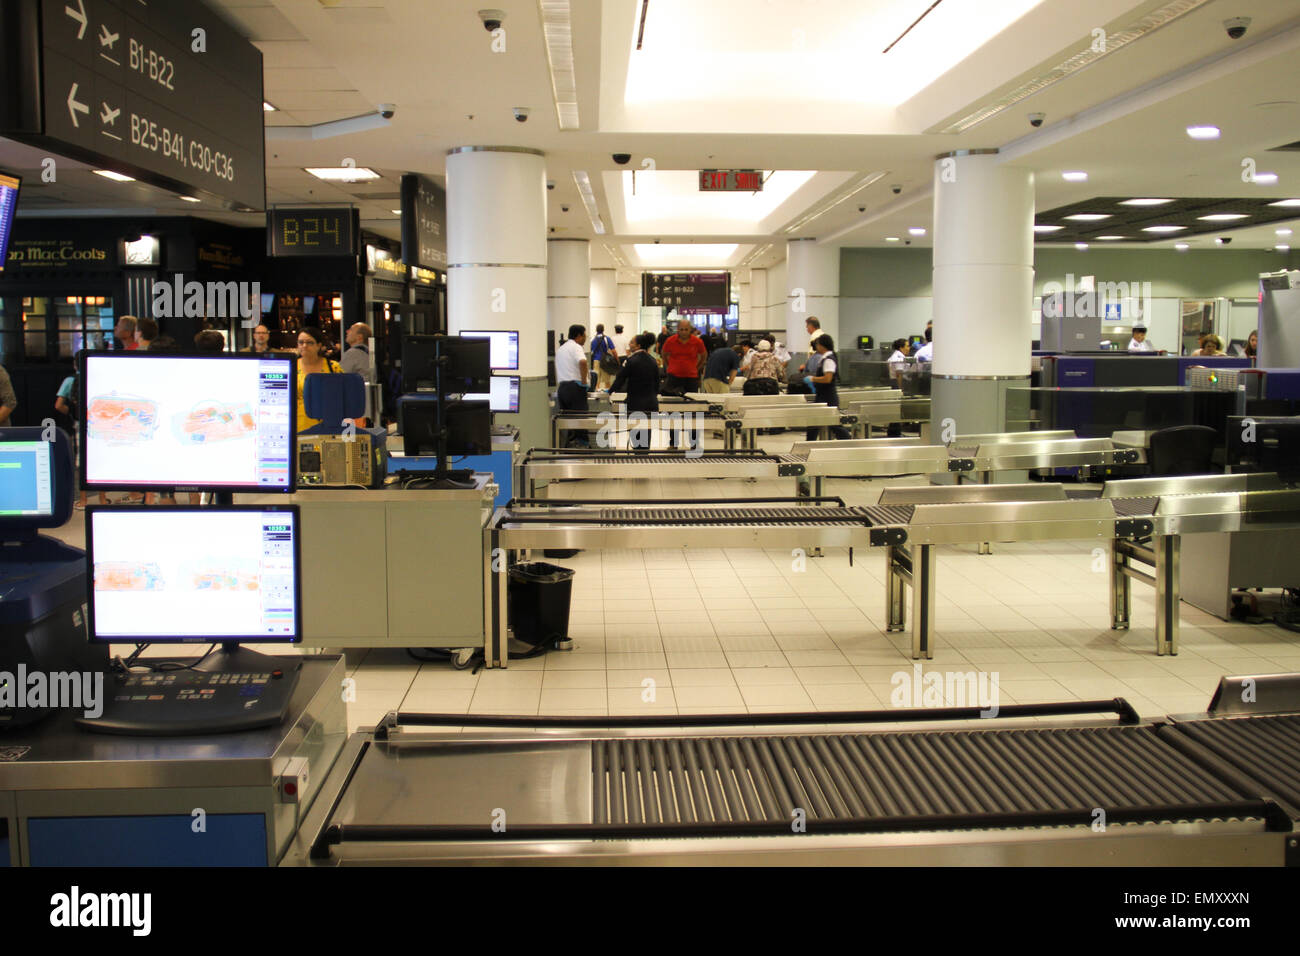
[699,169,763,192]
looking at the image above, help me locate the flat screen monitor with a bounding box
[0,438,54,517]
[401,333,440,392]
[303,295,316,315]
[857,335,874,351]
[908,335,925,349]
[460,330,520,371]
[400,397,491,456]
[440,337,491,393]
[86,506,302,644]
[0,170,20,274]
[79,351,297,493]
[261,293,275,313]
[464,375,520,413]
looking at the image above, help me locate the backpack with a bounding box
[591,335,612,361]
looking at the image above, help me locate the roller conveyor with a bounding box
[285,700,1300,866]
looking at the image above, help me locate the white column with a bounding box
[931,149,1034,435]
[785,239,839,348]
[547,239,590,340]
[748,268,768,330]
[590,267,616,336]
[446,145,548,378]
[616,281,640,331]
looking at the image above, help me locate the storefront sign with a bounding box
[366,244,407,279]
[6,237,114,269]
[197,241,245,272]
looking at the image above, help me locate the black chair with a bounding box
[1147,425,1219,476]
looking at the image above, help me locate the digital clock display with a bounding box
[269,209,356,258]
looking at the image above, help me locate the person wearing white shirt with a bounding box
[886,338,910,383]
[555,324,589,447]
[610,324,632,357]
[914,328,933,363]
[1127,325,1155,353]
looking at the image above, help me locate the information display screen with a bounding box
[464,375,520,413]
[0,171,20,273]
[87,507,301,643]
[80,352,296,492]
[268,208,356,258]
[459,330,519,371]
[0,440,54,516]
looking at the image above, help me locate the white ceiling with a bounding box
[4,0,1299,272]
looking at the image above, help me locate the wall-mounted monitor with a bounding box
[79,352,297,494]
[459,330,519,371]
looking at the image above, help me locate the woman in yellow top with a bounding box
[295,325,341,432]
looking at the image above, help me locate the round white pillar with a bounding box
[589,267,616,336]
[785,239,839,349]
[931,150,1034,437]
[547,239,590,346]
[446,145,548,447]
[446,145,548,377]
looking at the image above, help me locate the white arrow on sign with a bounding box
[67,83,90,127]
[65,0,88,40]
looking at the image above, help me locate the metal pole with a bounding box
[912,543,936,660]
[1110,539,1131,631]
[1155,534,1180,656]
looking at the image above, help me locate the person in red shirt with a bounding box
[659,319,706,450]
[660,319,707,391]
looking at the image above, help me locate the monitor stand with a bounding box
[77,643,303,737]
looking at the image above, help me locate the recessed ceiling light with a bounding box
[306,166,380,182]
[884,237,901,242]
[264,102,278,112]
[1276,244,1291,252]
[179,195,201,203]
[1061,171,1088,182]
[1197,213,1248,221]
[1267,199,1300,207]
[93,170,135,182]
[1142,225,1186,233]
[1174,243,1190,251]
[1278,228,1294,236]
[1034,225,1065,233]
[1119,198,1174,206]
[1186,125,1221,139]
[1095,235,1127,240]
[1075,243,1089,250]
[1253,172,1279,185]
[1065,214,1110,221]
[392,209,402,215]
[908,227,926,236]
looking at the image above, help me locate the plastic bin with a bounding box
[507,562,575,647]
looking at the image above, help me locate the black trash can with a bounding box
[507,562,576,647]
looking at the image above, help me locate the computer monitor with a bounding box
[303,295,316,315]
[86,506,302,645]
[0,170,21,274]
[399,397,491,456]
[439,337,491,394]
[79,351,297,494]
[857,335,874,351]
[1228,416,1300,482]
[460,330,520,371]
[0,427,75,533]
[464,375,520,413]
[908,335,925,349]
[260,293,275,313]
[401,333,441,392]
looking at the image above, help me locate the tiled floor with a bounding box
[57,431,1300,734]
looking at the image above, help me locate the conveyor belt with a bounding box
[592,725,1253,826]
[1171,714,1300,814]
[1109,496,1160,517]
[588,506,870,526]
[860,504,916,526]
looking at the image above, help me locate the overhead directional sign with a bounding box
[640,272,731,311]
[1,0,266,211]
[699,169,763,192]
[400,173,447,270]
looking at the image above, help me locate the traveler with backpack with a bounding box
[590,324,618,390]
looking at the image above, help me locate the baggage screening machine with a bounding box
[285,690,1300,865]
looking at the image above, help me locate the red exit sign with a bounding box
[699,169,764,192]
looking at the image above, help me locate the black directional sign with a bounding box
[1,0,266,211]
[400,174,447,270]
[640,272,731,311]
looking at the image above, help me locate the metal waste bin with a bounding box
[507,562,575,647]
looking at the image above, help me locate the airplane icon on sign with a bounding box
[100,102,120,126]
[99,24,120,49]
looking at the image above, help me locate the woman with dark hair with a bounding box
[295,325,340,432]
[804,333,852,441]
[610,331,660,450]
[1246,329,1258,359]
